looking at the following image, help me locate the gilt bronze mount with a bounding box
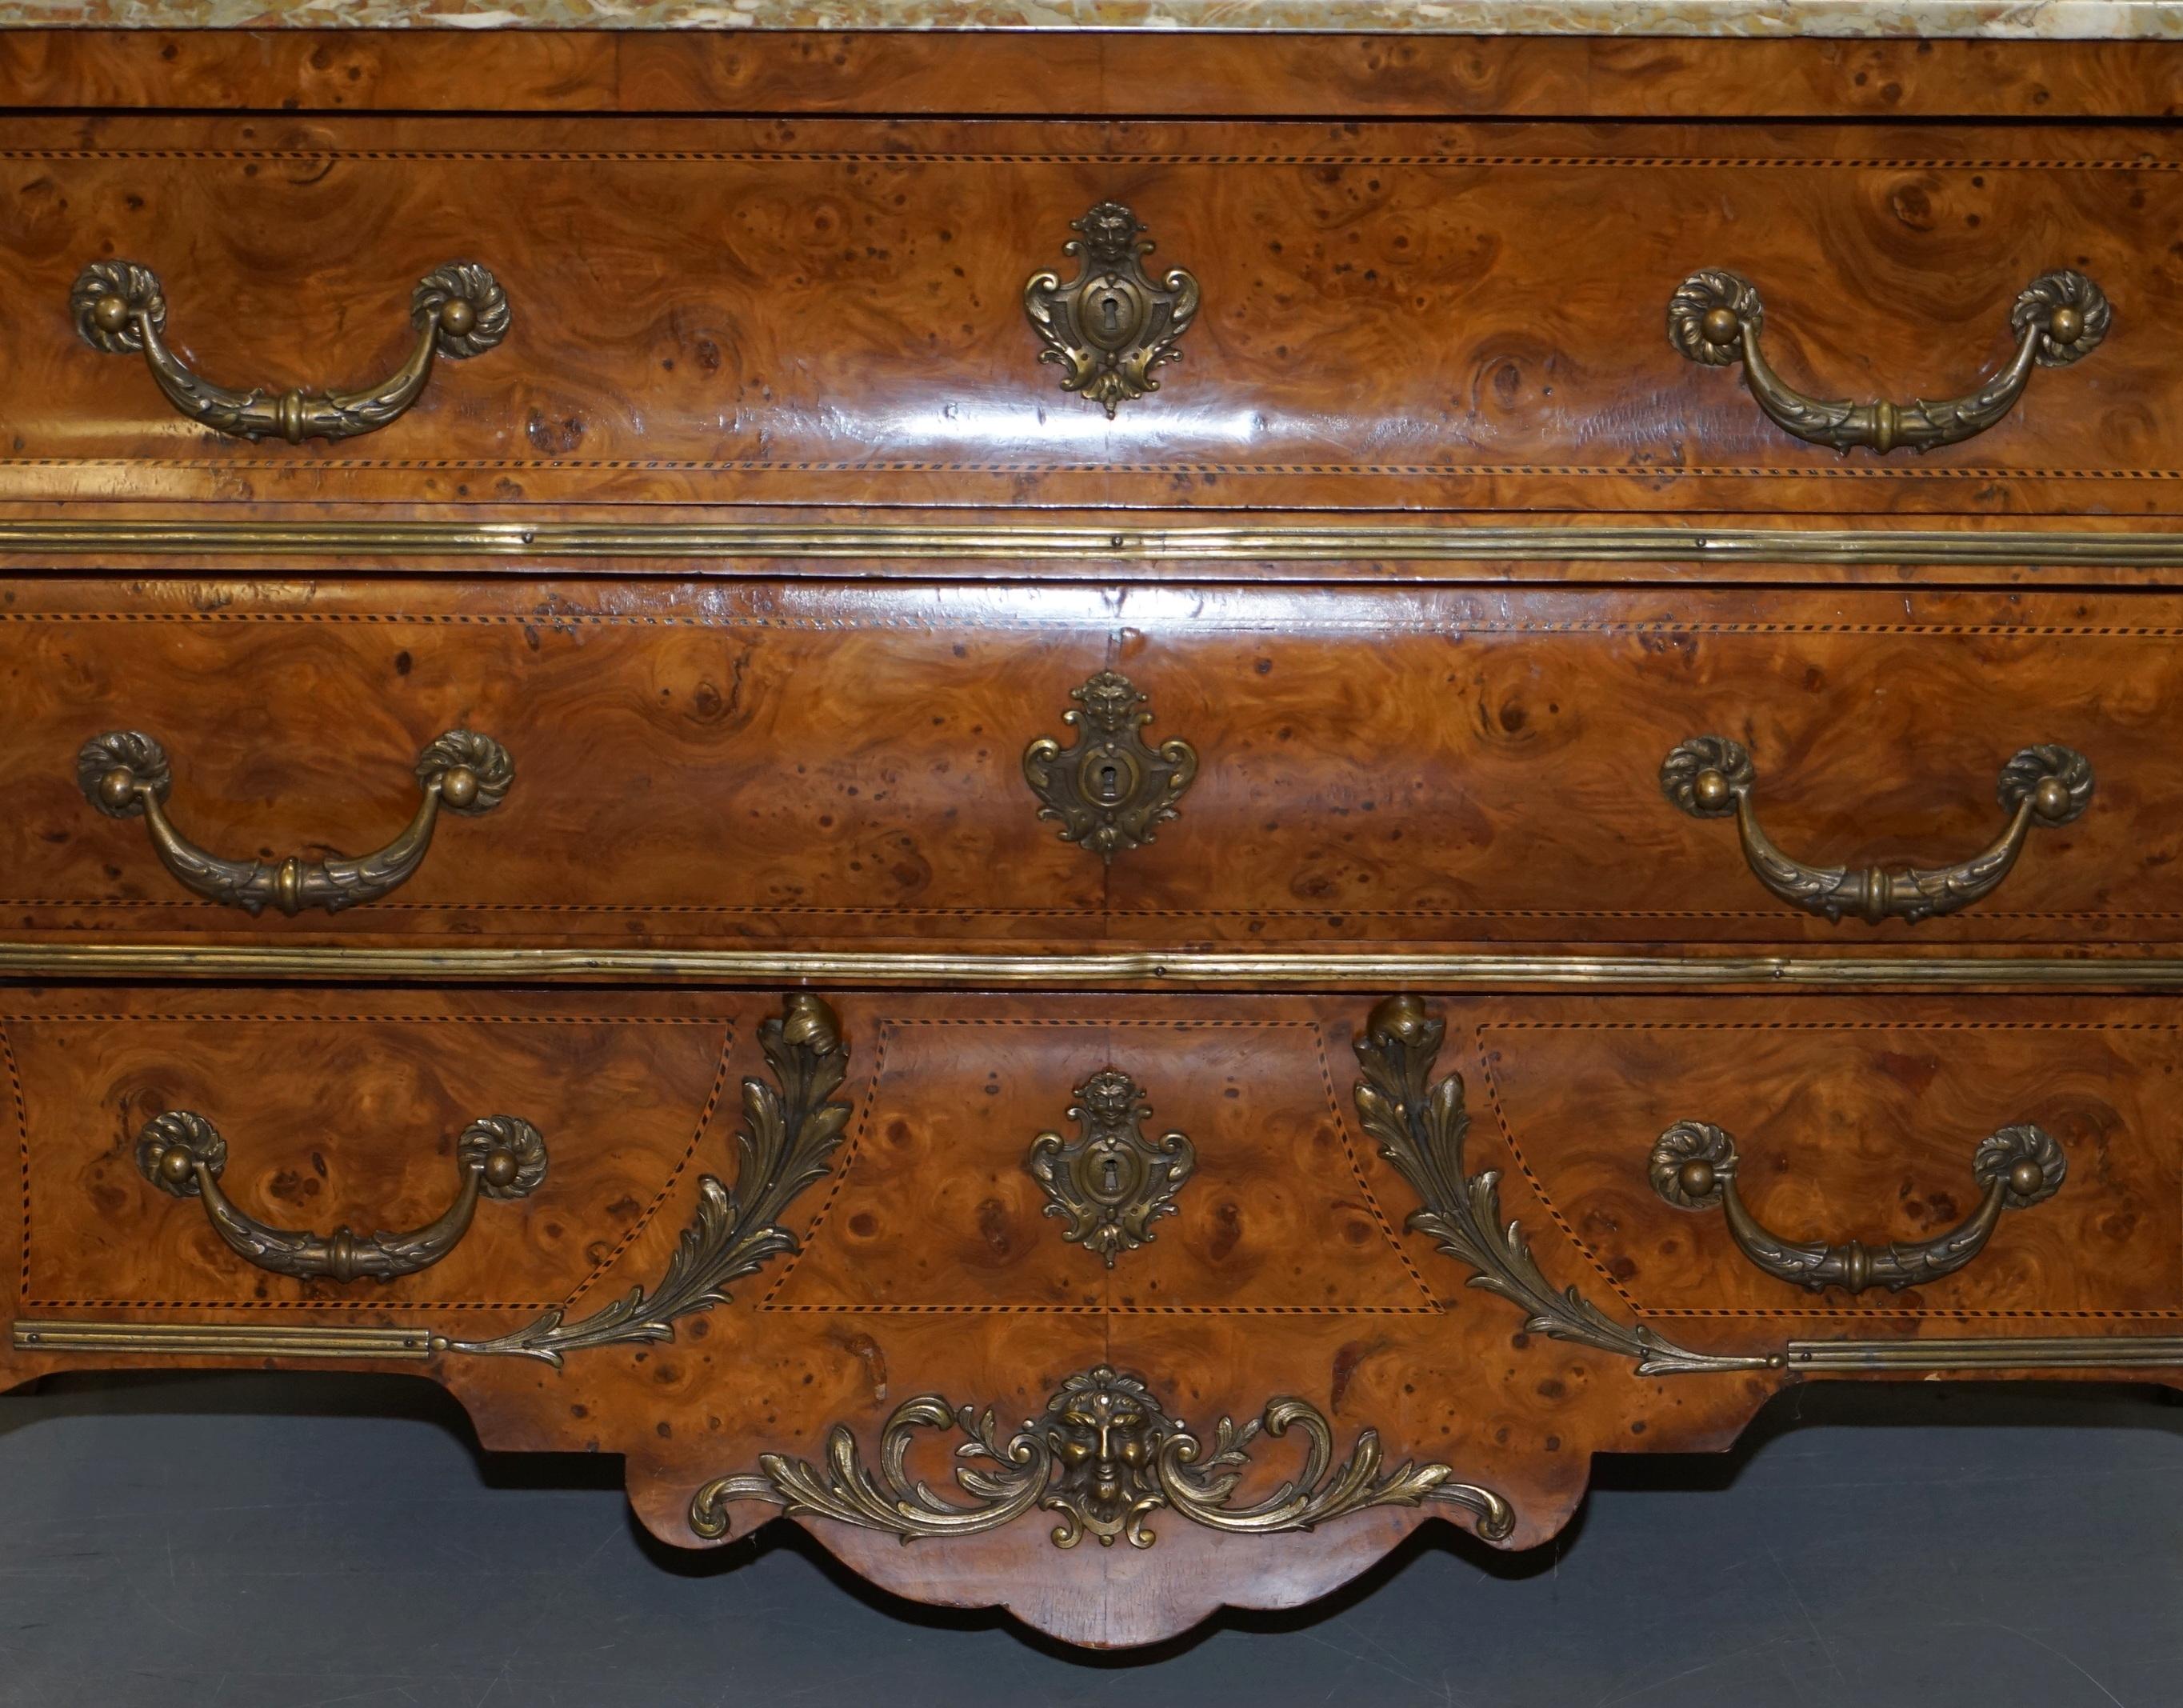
[1026,1070,1195,1267]
[70,258,510,444]
[136,1109,546,1284]
[1022,670,1198,863]
[690,1362,1513,1548]
[1651,1118,2065,1295]
[78,727,514,917]
[1668,266,2108,454]
[1023,202,1200,417]
[1661,735,2093,926]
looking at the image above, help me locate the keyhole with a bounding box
[1101,1155,1121,1194]
[1101,293,1122,335]
[1096,760,1122,802]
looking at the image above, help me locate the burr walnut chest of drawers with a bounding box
[10,20,2183,1648]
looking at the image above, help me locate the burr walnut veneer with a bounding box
[6,23,2183,1649]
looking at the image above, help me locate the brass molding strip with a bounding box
[7,944,2183,990]
[14,1316,2183,1375]
[11,1318,435,1360]
[5,520,2183,566]
[1786,1336,2183,1371]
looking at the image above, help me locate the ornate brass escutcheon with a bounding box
[1026,1070,1195,1267]
[1023,201,1201,417]
[1022,670,1198,863]
[1667,266,2109,454]
[136,1109,546,1284]
[690,1362,1513,1548]
[1650,1119,2065,1295]
[1660,736,2093,925]
[78,727,514,917]
[70,258,510,444]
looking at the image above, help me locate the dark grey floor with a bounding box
[0,1374,2177,1707]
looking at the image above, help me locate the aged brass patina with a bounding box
[688,1362,1513,1547]
[1023,202,1200,416]
[1650,1118,2065,1295]
[1661,736,2093,926]
[1022,670,1198,863]
[1026,1070,1195,1268]
[70,259,510,444]
[7,520,2183,568]
[77,728,514,917]
[15,946,2183,990]
[1668,267,2108,453]
[1354,994,1773,1377]
[134,1110,546,1284]
[448,993,850,1365]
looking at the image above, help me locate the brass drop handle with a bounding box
[1668,268,2108,454]
[137,1109,547,1283]
[78,728,514,916]
[70,259,510,444]
[1660,737,2091,926]
[1650,1120,2064,1296]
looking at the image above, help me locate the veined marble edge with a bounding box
[6,1,2183,40]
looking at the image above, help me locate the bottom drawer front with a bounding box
[4,985,2177,1647]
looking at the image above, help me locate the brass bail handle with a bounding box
[1668,266,2109,454]
[78,727,514,916]
[1661,736,2092,925]
[71,259,510,444]
[137,1110,548,1284]
[1650,1119,2065,1296]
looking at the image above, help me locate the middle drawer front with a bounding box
[7,577,2181,946]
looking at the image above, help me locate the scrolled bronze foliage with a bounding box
[690,1362,1513,1548]
[1661,735,2093,925]
[1022,201,1201,417]
[70,257,510,444]
[134,1108,546,1285]
[77,726,514,917]
[1668,264,2109,454]
[1353,994,1770,1377]
[1650,1118,2065,1296]
[450,993,852,1365]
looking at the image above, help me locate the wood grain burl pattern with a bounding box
[9,578,2183,948]
[5,117,2181,514]
[5,986,2179,1644]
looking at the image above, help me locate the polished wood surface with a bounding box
[4,576,2179,950]
[2,986,2176,1644]
[6,30,2183,122]
[4,115,2178,516]
[9,22,2183,1650]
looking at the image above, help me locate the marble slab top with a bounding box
[5,0,2181,35]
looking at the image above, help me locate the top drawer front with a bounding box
[4,118,2177,516]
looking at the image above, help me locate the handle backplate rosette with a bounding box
[410,262,512,361]
[1648,1119,1737,1210]
[2013,270,2110,368]
[1657,734,1753,820]
[70,260,168,354]
[1996,742,2093,826]
[1666,269,1763,367]
[414,729,516,815]
[77,730,174,819]
[136,1110,229,1199]
[1971,1122,2067,1210]
[457,1116,550,1201]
